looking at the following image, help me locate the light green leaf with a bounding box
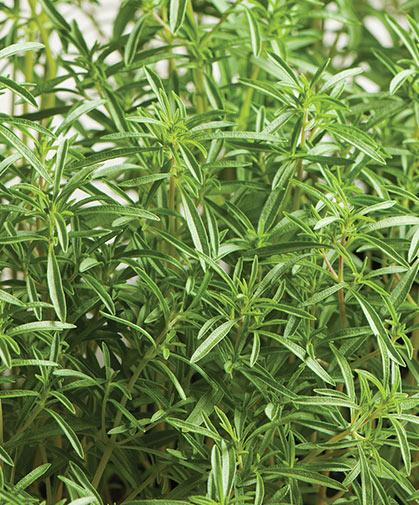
[0,76,38,107]
[388,416,411,475]
[169,0,187,34]
[124,17,146,67]
[56,99,106,136]
[0,289,25,307]
[191,319,238,363]
[0,124,52,183]
[0,42,44,60]
[327,124,385,164]
[8,321,75,336]
[47,246,67,322]
[77,205,159,221]
[246,8,262,57]
[13,463,51,493]
[83,274,115,315]
[266,467,346,490]
[358,445,373,505]
[319,68,363,93]
[178,143,203,184]
[181,192,210,264]
[39,0,71,30]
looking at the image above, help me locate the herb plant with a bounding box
[0,0,419,504]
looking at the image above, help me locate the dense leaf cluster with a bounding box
[0,0,418,504]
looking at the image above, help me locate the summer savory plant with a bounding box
[0,0,419,504]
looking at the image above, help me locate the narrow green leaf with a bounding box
[47,245,67,322]
[144,66,164,98]
[83,274,115,315]
[319,68,363,93]
[386,14,419,66]
[195,130,285,143]
[303,283,346,306]
[55,212,69,252]
[250,332,260,367]
[390,69,416,95]
[0,390,38,398]
[56,99,106,136]
[120,173,172,187]
[13,464,51,493]
[327,124,385,164]
[330,344,356,402]
[169,0,187,34]
[124,17,146,67]
[245,241,326,257]
[0,289,25,307]
[276,303,316,320]
[77,205,159,221]
[0,76,38,107]
[358,445,373,505]
[0,446,13,467]
[350,290,404,365]
[0,124,52,183]
[294,396,357,408]
[53,138,68,200]
[178,143,203,184]
[122,259,170,322]
[305,356,335,385]
[246,8,262,57]
[166,418,221,441]
[363,215,419,232]
[203,74,224,109]
[254,472,264,505]
[124,501,189,505]
[39,0,71,31]
[266,467,346,491]
[0,42,44,60]
[181,192,210,262]
[390,260,419,307]
[45,409,84,458]
[267,52,300,87]
[388,416,411,475]
[100,311,155,346]
[356,234,409,267]
[191,319,238,363]
[8,321,75,336]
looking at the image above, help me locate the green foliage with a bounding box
[0,1,418,504]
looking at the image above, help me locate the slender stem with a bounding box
[322,251,339,281]
[91,318,180,489]
[238,65,260,130]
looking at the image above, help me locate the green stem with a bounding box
[238,65,260,130]
[91,317,180,489]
